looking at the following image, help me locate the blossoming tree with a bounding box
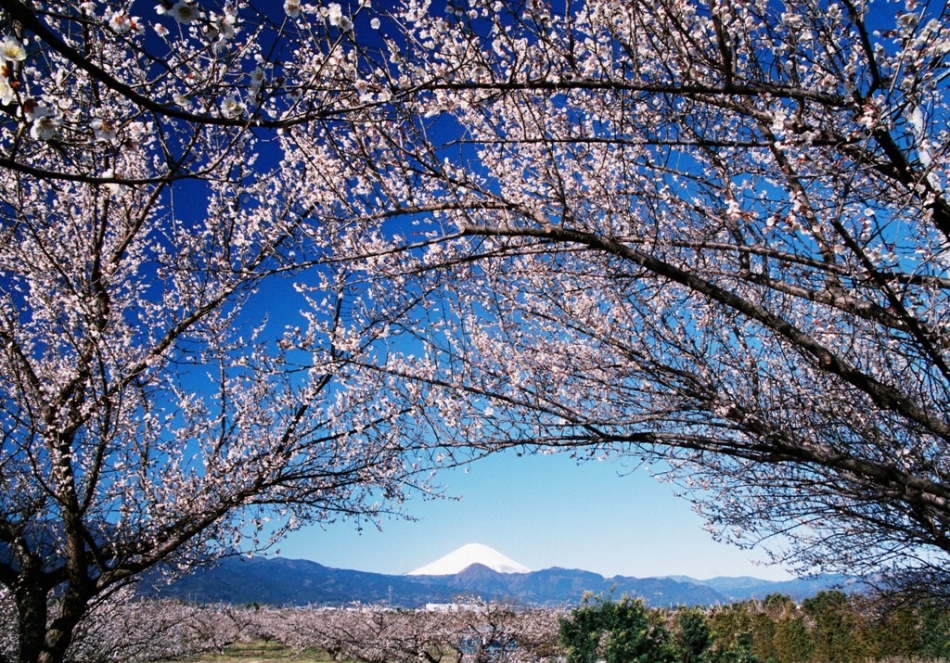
[318,0,950,597]
[0,1,463,662]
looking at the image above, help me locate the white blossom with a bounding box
[220,94,245,118]
[248,66,266,94]
[284,0,302,17]
[100,168,128,195]
[0,75,13,106]
[90,118,117,142]
[327,2,343,26]
[213,7,238,39]
[27,105,58,139]
[0,36,26,63]
[107,11,137,34]
[165,2,200,24]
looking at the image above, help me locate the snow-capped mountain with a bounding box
[406,543,531,575]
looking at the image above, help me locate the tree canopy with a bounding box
[0,1,456,661]
[2,0,950,661]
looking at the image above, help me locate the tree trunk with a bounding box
[36,617,77,663]
[13,583,89,663]
[13,582,47,663]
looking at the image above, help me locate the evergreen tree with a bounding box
[708,603,759,663]
[802,591,862,663]
[673,607,713,663]
[919,600,950,661]
[559,596,672,663]
[771,615,812,663]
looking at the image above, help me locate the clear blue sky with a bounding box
[272,449,796,581]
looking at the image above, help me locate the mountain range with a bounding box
[144,544,854,608]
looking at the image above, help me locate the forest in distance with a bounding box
[2,589,950,663]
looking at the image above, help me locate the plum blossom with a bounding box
[781,12,803,29]
[897,10,920,29]
[21,98,40,120]
[355,79,372,102]
[125,121,149,144]
[4,2,950,660]
[90,118,117,142]
[100,169,128,196]
[284,0,302,17]
[937,241,950,271]
[769,108,789,135]
[220,94,245,118]
[0,36,26,64]
[107,11,140,34]
[172,92,191,108]
[248,67,266,94]
[0,76,13,106]
[28,106,59,140]
[160,2,200,24]
[327,3,343,26]
[212,7,238,40]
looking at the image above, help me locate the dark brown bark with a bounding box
[12,575,48,663]
[35,587,87,663]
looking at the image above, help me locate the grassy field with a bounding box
[183,640,340,663]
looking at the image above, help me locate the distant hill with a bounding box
[668,574,860,603]
[143,557,851,608]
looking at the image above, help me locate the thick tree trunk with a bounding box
[36,621,76,663]
[13,582,47,663]
[13,576,89,663]
[13,583,88,663]
[35,586,88,663]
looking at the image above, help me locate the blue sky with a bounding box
[272,449,796,581]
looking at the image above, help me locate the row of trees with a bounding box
[1,0,949,660]
[561,592,950,663]
[3,589,949,663]
[0,592,564,663]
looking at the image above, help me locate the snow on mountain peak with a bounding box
[406,543,531,576]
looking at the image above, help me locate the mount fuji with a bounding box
[406,543,531,576]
